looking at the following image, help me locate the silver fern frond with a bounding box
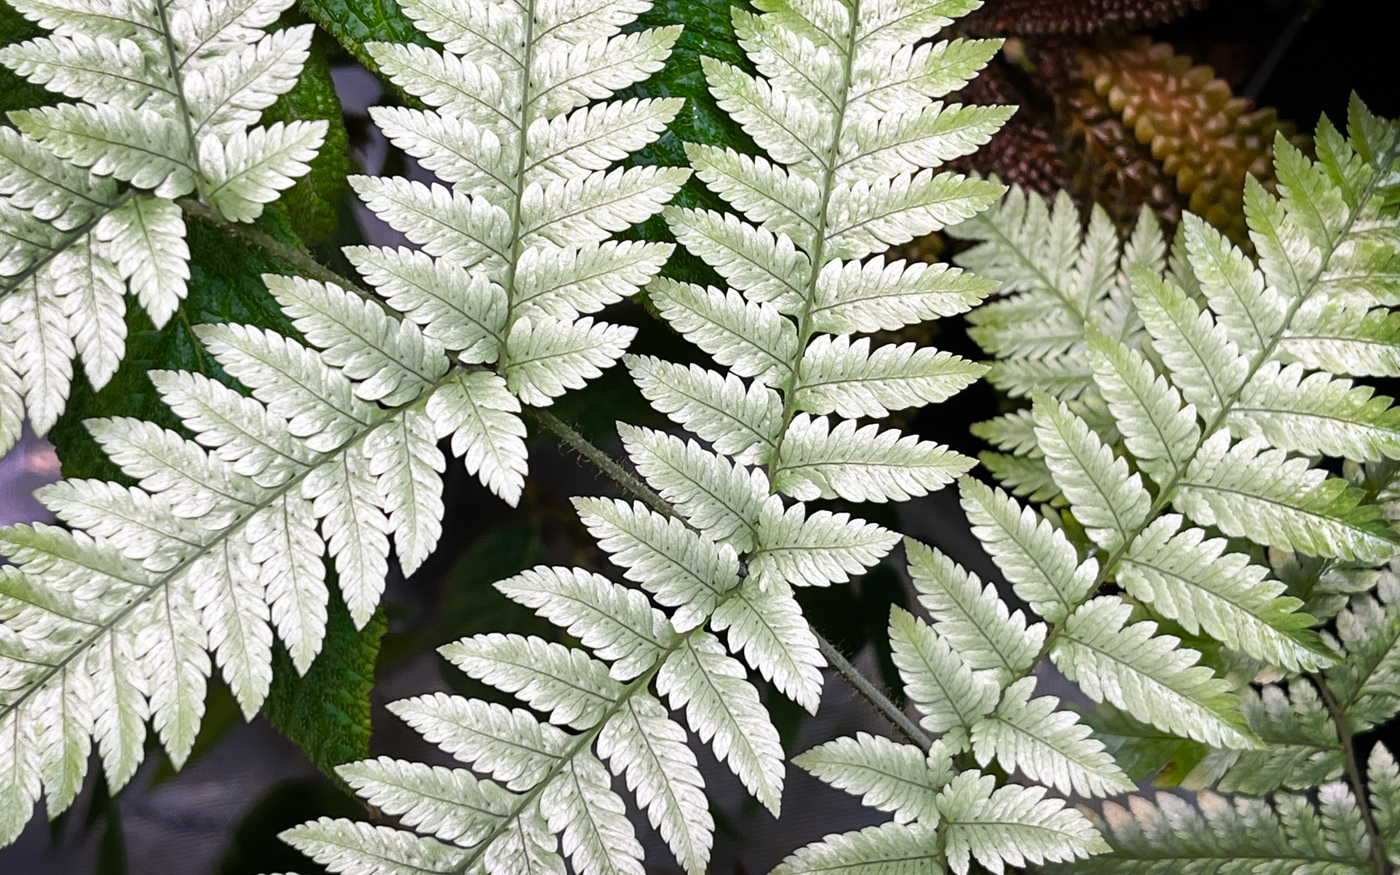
[0,0,327,442]
[271,0,1012,871]
[0,0,690,845]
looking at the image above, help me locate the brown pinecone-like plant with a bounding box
[1080,36,1311,244]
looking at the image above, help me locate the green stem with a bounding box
[179,199,354,291]
[153,0,207,202]
[816,634,931,750]
[1313,672,1389,875]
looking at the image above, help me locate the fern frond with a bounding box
[259,0,1018,869]
[951,104,1400,816]
[1072,786,1376,875]
[1052,596,1262,750]
[971,677,1135,798]
[0,0,326,443]
[937,771,1109,875]
[0,0,698,841]
[904,539,1044,684]
[888,605,999,751]
[959,477,1098,624]
[770,822,942,875]
[793,732,946,824]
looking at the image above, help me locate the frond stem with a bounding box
[497,0,539,349]
[451,629,690,874]
[152,0,208,202]
[767,0,861,471]
[1313,671,1389,875]
[815,633,931,750]
[178,198,359,291]
[183,169,937,769]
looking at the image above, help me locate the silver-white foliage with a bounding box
[1064,555,1400,875]
[0,0,692,845]
[274,0,1017,872]
[654,0,1006,511]
[345,0,688,417]
[0,0,327,444]
[933,100,1400,875]
[943,102,1400,753]
[281,437,798,875]
[779,550,1114,874]
[779,97,1400,875]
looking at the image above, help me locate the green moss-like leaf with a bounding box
[264,588,388,771]
[261,25,352,245]
[297,0,431,71]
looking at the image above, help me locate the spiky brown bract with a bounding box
[1082,36,1312,244]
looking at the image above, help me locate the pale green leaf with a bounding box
[888,606,998,751]
[958,477,1097,624]
[1033,392,1150,552]
[795,732,945,824]
[577,491,739,633]
[937,771,1108,875]
[970,677,1133,798]
[904,538,1043,683]
[1051,596,1260,750]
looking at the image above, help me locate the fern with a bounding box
[0,0,328,445]
[0,0,689,844]
[1064,547,1400,875]
[953,99,1399,683]
[776,100,1400,875]
[269,0,1011,872]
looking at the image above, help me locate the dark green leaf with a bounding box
[1078,702,1209,786]
[297,0,430,71]
[215,778,364,875]
[262,24,353,245]
[621,0,754,285]
[264,587,388,772]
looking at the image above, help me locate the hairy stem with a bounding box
[816,634,932,750]
[1313,672,1388,875]
[527,407,673,518]
[178,199,356,292]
